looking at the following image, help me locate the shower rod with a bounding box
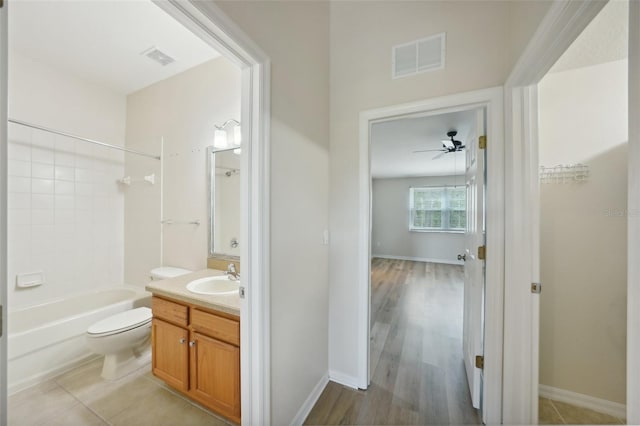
[8,118,161,160]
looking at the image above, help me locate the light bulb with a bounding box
[214,129,228,149]
[233,125,242,146]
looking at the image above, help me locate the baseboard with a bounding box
[372,254,463,265]
[539,384,626,419]
[290,373,329,426]
[328,370,360,390]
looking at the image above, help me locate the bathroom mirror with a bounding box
[208,146,241,258]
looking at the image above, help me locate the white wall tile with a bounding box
[55,135,75,153]
[32,163,54,179]
[75,168,93,183]
[31,147,54,164]
[31,178,54,194]
[8,143,31,161]
[8,209,30,226]
[55,165,75,181]
[54,151,75,167]
[31,129,54,148]
[8,176,31,193]
[75,196,92,210]
[8,193,31,209]
[8,160,31,177]
[54,180,74,195]
[76,182,93,196]
[55,195,74,210]
[54,209,75,224]
[32,194,54,209]
[31,209,54,226]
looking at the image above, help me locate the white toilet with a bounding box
[86,266,192,380]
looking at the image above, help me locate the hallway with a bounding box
[305,258,480,425]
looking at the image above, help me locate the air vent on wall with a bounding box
[392,33,446,79]
[141,46,175,66]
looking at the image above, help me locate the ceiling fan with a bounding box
[413,130,465,160]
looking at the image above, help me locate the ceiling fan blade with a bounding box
[413,148,446,153]
[442,140,454,148]
[432,151,447,160]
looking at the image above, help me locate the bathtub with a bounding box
[8,286,151,394]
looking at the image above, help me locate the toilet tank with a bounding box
[150,266,192,280]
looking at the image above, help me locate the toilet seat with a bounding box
[87,307,152,337]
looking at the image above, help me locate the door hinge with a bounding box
[531,282,542,294]
[239,286,246,299]
[479,135,487,150]
[477,245,486,260]
[475,355,484,369]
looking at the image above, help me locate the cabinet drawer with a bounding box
[191,309,239,346]
[152,297,188,327]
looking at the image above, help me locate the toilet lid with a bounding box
[150,267,191,280]
[87,307,152,336]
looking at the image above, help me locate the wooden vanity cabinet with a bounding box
[151,296,240,423]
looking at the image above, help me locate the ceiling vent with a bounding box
[392,33,446,79]
[141,46,175,66]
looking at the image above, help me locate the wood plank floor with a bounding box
[305,258,480,425]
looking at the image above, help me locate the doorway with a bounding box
[504,1,639,424]
[356,86,504,424]
[368,109,477,423]
[0,2,270,424]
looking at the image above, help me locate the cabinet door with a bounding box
[190,332,240,419]
[152,318,189,391]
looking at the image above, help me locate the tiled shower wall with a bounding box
[7,123,125,309]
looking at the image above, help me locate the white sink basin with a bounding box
[186,276,239,295]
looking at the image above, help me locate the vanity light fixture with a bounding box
[213,119,241,149]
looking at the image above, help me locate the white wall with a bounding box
[539,59,628,404]
[124,57,241,285]
[213,2,331,424]
[7,52,126,309]
[372,176,464,263]
[327,0,551,384]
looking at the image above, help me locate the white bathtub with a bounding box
[8,286,151,394]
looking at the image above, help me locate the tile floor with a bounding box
[539,397,626,425]
[9,358,232,426]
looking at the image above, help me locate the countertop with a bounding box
[145,269,240,317]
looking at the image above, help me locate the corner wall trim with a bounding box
[289,373,329,426]
[372,254,463,265]
[328,370,360,390]
[539,385,626,419]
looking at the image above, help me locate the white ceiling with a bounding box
[550,0,628,73]
[371,109,475,179]
[9,0,221,95]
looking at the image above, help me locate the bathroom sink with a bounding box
[186,276,240,295]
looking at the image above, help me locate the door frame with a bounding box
[152,2,272,424]
[503,1,619,424]
[357,86,504,424]
[0,1,7,425]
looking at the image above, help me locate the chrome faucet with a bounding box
[225,263,240,281]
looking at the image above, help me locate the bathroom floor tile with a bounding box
[109,385,210,426]
[8,383,78,426]
[10,360,233,426]
[46,403,107,426]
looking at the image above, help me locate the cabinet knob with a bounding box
[179,338,186,344]
[189,340,196,347]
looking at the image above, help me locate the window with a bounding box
[409,186,466,232]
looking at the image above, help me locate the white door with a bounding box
[462,107,486,410]
[0,0,8,424]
